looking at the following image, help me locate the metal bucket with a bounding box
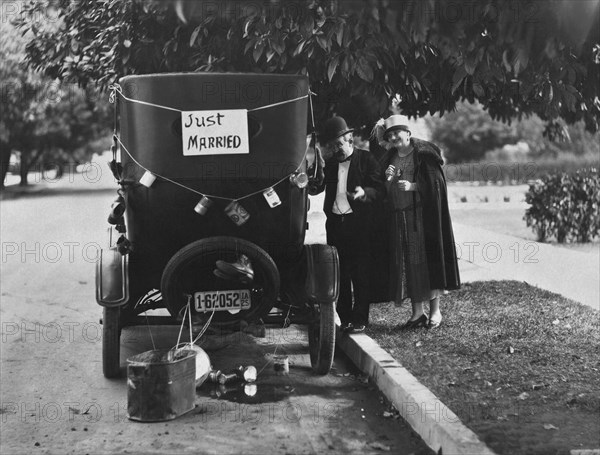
[127,349,196,422]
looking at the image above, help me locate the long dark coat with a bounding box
[369,138,460,301]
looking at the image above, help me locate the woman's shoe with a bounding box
[427,315,442,329]
[399,313,428,330]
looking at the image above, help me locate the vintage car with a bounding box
[96,72,339,378]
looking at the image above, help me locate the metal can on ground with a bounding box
[273,355,289,375]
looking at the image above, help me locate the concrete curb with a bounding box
[336,327,497,455]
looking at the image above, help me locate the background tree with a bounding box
[426,101,600,163]
[13,0,600,143]
[425,101,520,163]
[0,18,111,187]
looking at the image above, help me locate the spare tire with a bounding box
[161,236,279,327]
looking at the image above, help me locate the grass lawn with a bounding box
[367,281,600,455]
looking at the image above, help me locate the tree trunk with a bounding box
[19,149,42,186]
[19,153,28,186]
[0,143,11,190]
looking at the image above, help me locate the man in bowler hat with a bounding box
[309,116,384,333]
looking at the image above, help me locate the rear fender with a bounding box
[304,244,339,305]
[96,248,129,307]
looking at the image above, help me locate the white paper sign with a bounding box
[181,109,249,156]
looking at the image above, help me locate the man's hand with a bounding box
[348,186,366,201]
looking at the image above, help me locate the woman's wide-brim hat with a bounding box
[319,116,354,144]
[383,114,411,136]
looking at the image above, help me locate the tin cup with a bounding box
[206,370,221,383]
[217,373,239,385]
[289,172,308,189]
[273,355,289,376]
[139,170,157,187]
[224,201,250,226]
[244,383,258,397]
[263,187,281,208]
[235,365,257,383]
[194,196,213,215]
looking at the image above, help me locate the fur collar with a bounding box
[382,139,443,166]
[412,138,444,165]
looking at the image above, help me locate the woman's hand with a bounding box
[397,180,416,191]
[385,165,396,181]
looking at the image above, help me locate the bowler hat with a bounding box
[384,114,411,137]
[320,116,354,144]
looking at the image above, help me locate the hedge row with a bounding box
[523,168,600,243]
[443,157,599,183]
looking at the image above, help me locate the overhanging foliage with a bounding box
[13,0,600,137]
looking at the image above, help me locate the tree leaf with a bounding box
[300,15,314,39]
[562,90,577,111]
[190,26,201,46]
[502,50,512,72]
[327,55,339,82]
[473,82,485,97]
[244,38,257,54]
[335,21,344,47]
[316,34,329,51]
[544,83,554,103]
[341,55,350,78]
[266,47,275,62]
[253,40,265,62]
[243,17,255,38]
[452,66,468,94]
[292,40,306,57]
[271,35,285,54]
[465,55,477,75]
[356,56,373,82]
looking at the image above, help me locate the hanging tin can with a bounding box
[224,200,250,226]
[289,172,308,189]
[139,170,157,188]
[263,187,281,208]
[194,196,213,215]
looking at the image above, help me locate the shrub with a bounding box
[524,168,600,243]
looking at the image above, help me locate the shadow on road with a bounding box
[1,186,116,201]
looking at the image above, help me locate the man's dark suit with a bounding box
[312,148,384,326]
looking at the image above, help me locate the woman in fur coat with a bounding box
[373,115,461,329]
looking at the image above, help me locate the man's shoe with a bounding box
[398,313,428,330]
[350,324,366,334]
[340,322,354,332]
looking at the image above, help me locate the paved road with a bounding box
[0,176,431,454]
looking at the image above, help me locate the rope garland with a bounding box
[109,83,308,113]
[115,135,308,202]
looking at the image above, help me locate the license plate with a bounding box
[194,289,251,312]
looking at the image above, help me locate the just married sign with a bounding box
[181,109,250,156]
